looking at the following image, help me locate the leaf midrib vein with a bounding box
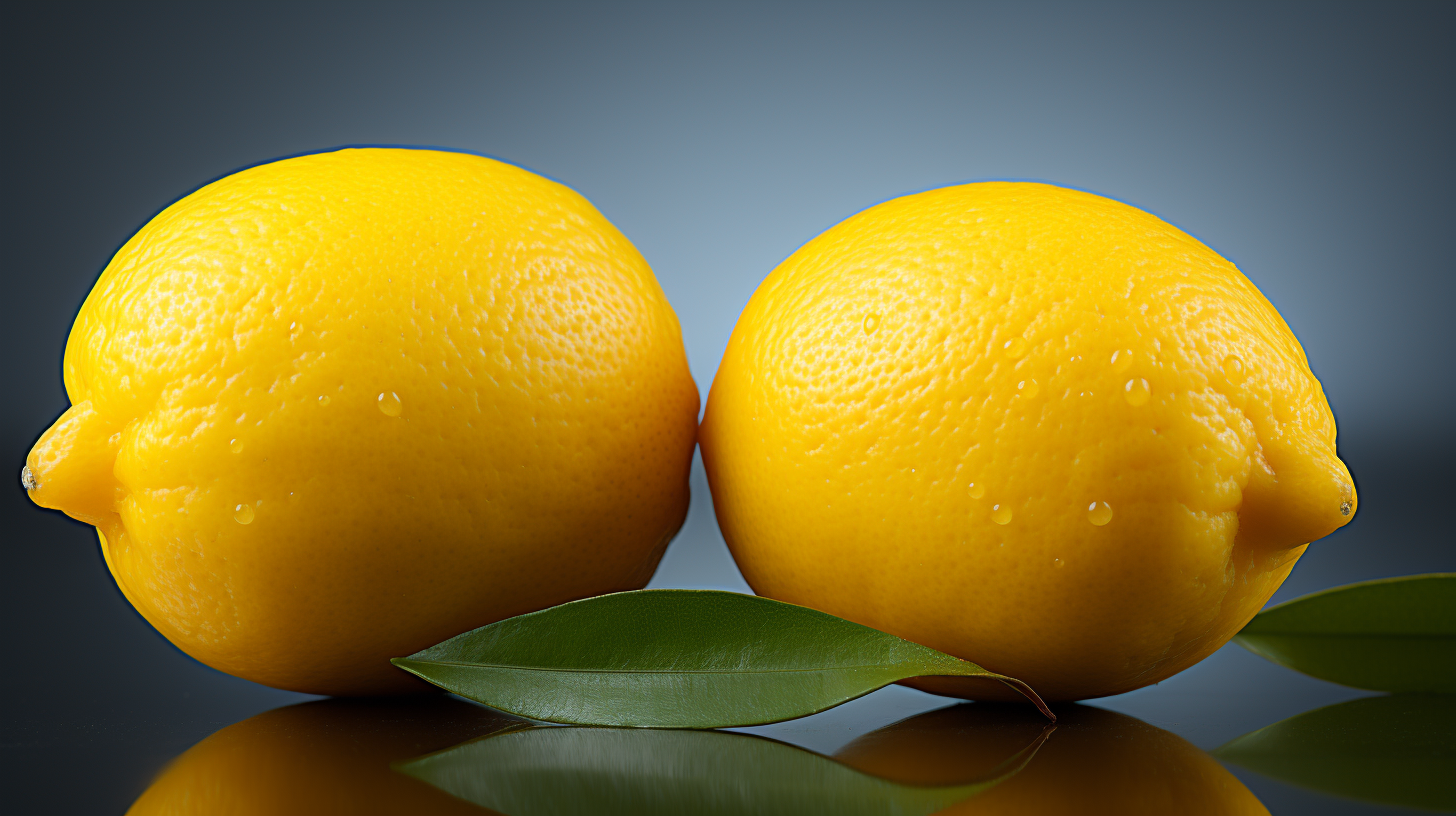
[407,660,970,676]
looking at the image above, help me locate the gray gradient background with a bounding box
[2,3,1453,814]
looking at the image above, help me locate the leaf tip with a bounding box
[389,657,432,683]
[997,676,1056,722]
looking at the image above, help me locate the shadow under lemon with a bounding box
[834,703,1268,816]
[127,697,524,816]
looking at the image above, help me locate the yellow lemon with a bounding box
[835,704,1268,815]
[700,182,1354,701]
[127,698,520,816]
[25,147,698,696]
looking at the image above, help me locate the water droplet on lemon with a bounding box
[318,395,331,406]
[229,438,243,454]
[1017,378,1040,398]
[991,504,1013,525]
[234,504,255,524]
[1003,337,1029,358]
[1111,349,1134,373]
[1087,501,1113,526]
[1222,354,1244,381]
[378,392,402,417]
[863,313,880,334]
[1124,378,1151,407]
[969,483,986,499]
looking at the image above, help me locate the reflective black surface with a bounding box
[4,4,1454,815]
[10,655,1454,815]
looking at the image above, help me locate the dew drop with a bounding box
[1017,378,1040,399]
[1087,501,1113,526]
[1054,558,1066,568]
[1003,337,1029,358]
[318,395,331,406]
[378,392,403,417]
[969,483,986,499]
[1111,349,1134,373]
[863,313,881,335]
[229,438,243,454]
[20,465,37,490]
[1124,378,1151,407]
[1222,354,1245,381]
[234,504,255,524]
[991,504,1013,525]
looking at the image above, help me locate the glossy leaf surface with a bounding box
[1214,693,1456,812]
[393,589,1051,727]
[1235,573,1456,692]
[396,723,1048,816]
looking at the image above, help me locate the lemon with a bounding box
[700,182,1355,701]
[25,148,699,696]
[834,704,1269,815]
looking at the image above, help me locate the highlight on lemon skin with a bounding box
[23,147,700,696]
[700,180,1356,702]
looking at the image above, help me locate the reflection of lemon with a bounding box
[25,148,699,695]
[127,698,521,816]
[701,182,1354,701]
[835,704,1268,815]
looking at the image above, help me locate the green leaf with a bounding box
[1213,693,1456,812]
[392,589,1052,728]
[1234,573,1456,692]
[395,722,1050,816]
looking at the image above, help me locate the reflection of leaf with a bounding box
[1213,694,1456,812]
[396,724,1049,816]
[392,589,1051,728]
[1235,573,1456,692]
